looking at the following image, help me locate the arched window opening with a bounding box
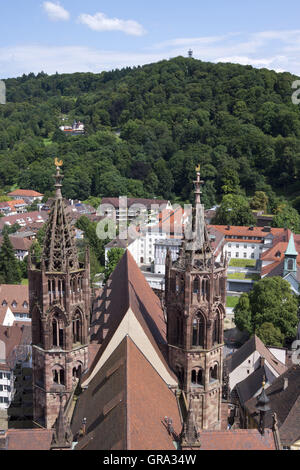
[72,311,82,345]
[287,259,294,270]
[192,313,205,348]
[209,364,218,383]
[52,314,64,348]
[193,277,199,294]
[213,313,220,345]
[191,368,203,387]
[53,367,65,385]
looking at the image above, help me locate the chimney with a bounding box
[283,378,288,390]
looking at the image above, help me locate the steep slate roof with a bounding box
[2,429,52,450]
[72,336,181,450]
[193,429,276,450]
[235,364,276,405]
[245,365,300,447]
[84,250,176,387]
[226,335,287,376]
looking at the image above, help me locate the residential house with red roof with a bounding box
[7,190,44,204]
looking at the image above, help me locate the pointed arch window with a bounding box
[72,310,82,345]
[192,312,205,348]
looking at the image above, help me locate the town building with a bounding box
[0,285,30,322]
[244,365,300,450]
[0,200,27,216]
[7,190,44,204]
[0,211,48,234]
[0,323,31,410]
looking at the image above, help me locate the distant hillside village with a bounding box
[0,170,299,451]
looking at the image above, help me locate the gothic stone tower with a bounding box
[29,163,90,429]
[165,169,228,431]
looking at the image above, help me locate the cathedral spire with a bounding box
[42,159,79,272]
[183,166,211,258]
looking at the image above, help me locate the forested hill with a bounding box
[1,56,300,215]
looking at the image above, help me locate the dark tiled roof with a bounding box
[245,365,300,446]
[226,335,286,376]
[235,364,276,405]
[72,336,181,450]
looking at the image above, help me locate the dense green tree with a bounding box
[0,233,22,284]
[1,57,300,218]
[234,277,298,346]
[272,203,300,232]
[104,248,125,282]
[213,194,256,226]
[256,322,284,348]
[250,191,269,213]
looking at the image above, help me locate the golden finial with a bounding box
[262,375,266,389]
[55,158,63,167]
[196,164,201,173]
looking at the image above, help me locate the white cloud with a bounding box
[43,1,70,22]
[78,12,146,36]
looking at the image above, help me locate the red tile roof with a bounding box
[8,190,44,198]
[0,211,48,230]
[72,336,181,450]
[0,284,29,314]
[185,429,276,450]
[87,250,174,384]
[214,225,284,239]
[4,429,53,450]
[0,323,31,367]
[0,235,33,252]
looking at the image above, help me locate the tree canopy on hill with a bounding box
[1,57,300,221]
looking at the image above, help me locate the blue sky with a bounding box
[1,1,300,78]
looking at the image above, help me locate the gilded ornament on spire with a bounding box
[55,158,63,167]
